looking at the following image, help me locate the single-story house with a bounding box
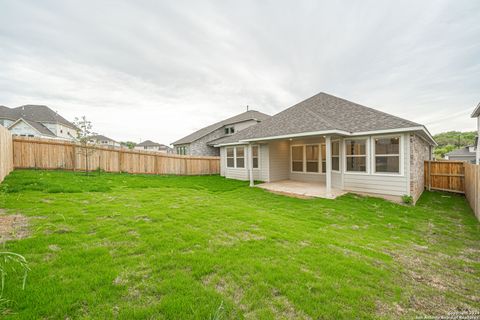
[135,140,173,153]
[172,109,270,156]
[214,92,436,203]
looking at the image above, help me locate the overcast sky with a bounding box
[1,0,479,144]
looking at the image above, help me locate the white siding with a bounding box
[220,147,226,177]
[259,144,269,181]
[9,121,39,136]
[268,140,290,181]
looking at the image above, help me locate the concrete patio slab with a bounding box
[256,180,346,199]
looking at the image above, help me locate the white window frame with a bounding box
[331,139,340,173]
[344,138,369,175]
[290,144,324,174]
[252,145,259,169]
[226,147,235,168]
[371,134,404,176]
[235,146,245,168]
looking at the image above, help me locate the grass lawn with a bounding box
[0,170,479,319]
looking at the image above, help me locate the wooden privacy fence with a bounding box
[464,163,480,221]
[424,160,465,194]
[0,126,13,183]
[13,137,220,175]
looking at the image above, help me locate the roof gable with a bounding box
[8,118,56,136]
[172,110,270,145]
[472,102,480,118]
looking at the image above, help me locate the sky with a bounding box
[0,0,479,144]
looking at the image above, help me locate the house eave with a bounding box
[471,102,480,118]
[215,126,437,147]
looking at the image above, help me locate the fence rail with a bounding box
[12,137,220,175]
[0,126,13,183]
[424,160,465,194]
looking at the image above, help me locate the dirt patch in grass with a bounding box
[269,289,312,320]
[213,231,266,246]
[202,273,247,312]
[0,209,29,242]
[382,244,479,317]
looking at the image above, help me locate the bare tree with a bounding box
[73,116,97,175]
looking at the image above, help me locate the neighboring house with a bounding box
[214,92,436,203]
[0,105,77,140]
[444,144,477,163]
[172,110,270,156]
[88,134,121,148]
[135,140,173,153]
[472,102,480,164]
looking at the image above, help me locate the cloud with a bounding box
[0,0,479,143]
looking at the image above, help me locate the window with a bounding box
[332,141,340,171]
[292,146,304,172]
[226,147,235,168]
[176,146,187,155]
[224,127,235,135]
[374,136,400,174]
[321,144,326,173]
[252,145,259,169]
[306,145,319,172]
[345,139,367,172]
[236,147,245,168]
[224,128,229,135]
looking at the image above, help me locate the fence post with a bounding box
[428,160,431,191]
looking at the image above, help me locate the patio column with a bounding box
[248,144,254,187]
[325,136,332,197]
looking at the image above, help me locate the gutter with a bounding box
[214,126,437,147]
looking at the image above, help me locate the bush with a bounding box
[401,195,413,205]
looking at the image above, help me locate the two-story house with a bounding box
[172,110,270,156]
[0,105,77,140]
[88,134,121,148]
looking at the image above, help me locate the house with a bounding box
[172,110,270,156]
[444,143,477,163]
[0,105,77,140]
[88,134,121,148]
[135,140,173,153]
[214,92,436,203]
[472,102,480,164]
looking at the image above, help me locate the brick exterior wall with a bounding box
[410,134,431,203]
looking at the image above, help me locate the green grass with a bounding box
[0,170,478,319]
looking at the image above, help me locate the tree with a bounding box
[73,116,97,175]
[433,131,477,159]
[120,141,137,149]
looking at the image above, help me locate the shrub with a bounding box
[401,195,413,205]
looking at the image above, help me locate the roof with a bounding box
[9,118,56,137]
[89,134,117,143]
[172,110,270,145]
[472,102,480,118]
[137,140,169,147]
[215,92,434,145]
[445,147,476,157]
[0,105,77,129]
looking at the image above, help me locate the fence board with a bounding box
[464,163,480,221]
[0,126,13,182]
[424,161,465,193]
[12,137,220,175]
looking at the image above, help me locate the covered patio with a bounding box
[256,179,346,199]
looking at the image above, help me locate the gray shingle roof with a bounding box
[89,134,117,143]
[445,146,476,157]
[215,92,426,145]
[137,140,168,147]
[0,105,77,129]
[472,102,480,118]
[172,110,270,145]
